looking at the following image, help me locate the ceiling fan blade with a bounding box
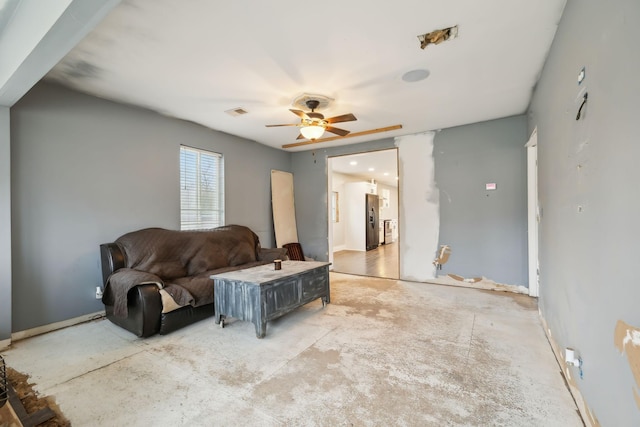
[282,124,403,149]
[325,126,350,137]
[326,113,357,124]
[289,109,310,120]
[265,123,298,127]
[296,134,305,140]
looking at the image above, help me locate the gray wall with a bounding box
[434,116,528,286]
[528,0,640,424]
[294,122,528,287]
[0,107,11,340]
[292,139,396,261]
[10,82,290,332]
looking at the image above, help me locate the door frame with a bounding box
[327,157,335,269]
[327,149,400,278]
[526,128,539,297]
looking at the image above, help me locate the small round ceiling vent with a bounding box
[402,69,430,83]
[292,93,334,110]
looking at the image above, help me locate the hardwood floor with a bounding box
[332,242,399,279]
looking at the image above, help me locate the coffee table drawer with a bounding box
[265,277,300,314]
[301,270,328,300]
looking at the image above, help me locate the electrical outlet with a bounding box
[95,286,103,299]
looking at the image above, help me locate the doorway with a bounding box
[526,128,539,297]
[327,149,399,279]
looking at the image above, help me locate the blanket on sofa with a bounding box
[161,261,266,313]
[103,269,164,317]
[104,225,264,317]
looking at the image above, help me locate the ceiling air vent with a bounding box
[417,25,458,50]
[225,107,249,117]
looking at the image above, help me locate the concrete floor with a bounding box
[3,273,582,426]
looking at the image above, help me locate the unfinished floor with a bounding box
[2,273,581,426]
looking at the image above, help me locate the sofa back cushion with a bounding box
[187,225,259,275]
[115,225,260,279]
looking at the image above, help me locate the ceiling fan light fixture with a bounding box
[300,124,326,140]
[267,95,356,141]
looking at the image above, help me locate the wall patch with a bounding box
[614,320,640,408]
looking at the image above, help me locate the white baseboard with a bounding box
[332,245,346,252]
[11,310,106,342]
[0,338,10,351]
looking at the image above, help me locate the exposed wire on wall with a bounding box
[576,92,588,120]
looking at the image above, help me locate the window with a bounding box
[180,145,224,230]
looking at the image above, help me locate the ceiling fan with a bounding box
[266,100,357,140]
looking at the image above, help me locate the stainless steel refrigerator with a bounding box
[365,193,379,251]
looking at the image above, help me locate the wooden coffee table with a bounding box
[211,260,330,338]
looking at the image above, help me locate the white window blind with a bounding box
[180,145,224,230]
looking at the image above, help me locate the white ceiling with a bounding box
[331,149,398,187]
[43,0,566,152]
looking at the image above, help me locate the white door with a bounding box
[526,129,539,297]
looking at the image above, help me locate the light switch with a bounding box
[485,183,497,190]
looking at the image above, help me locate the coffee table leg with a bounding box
[255,319,266,339]
[215,314,225,327]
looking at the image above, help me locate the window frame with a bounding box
[179,145,225,230]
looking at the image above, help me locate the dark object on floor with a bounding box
[7,367,69,427]
[6,380,56,426]
[0,355,6,408]
[283,242,305,261]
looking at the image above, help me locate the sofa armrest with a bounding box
[104,284,162,337]
[258,247,289,263]
[100,243,126,286]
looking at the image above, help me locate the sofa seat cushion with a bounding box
[159,260,268,313]
[163,276,213,308]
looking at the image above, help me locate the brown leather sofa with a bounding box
[100,225,286,337]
